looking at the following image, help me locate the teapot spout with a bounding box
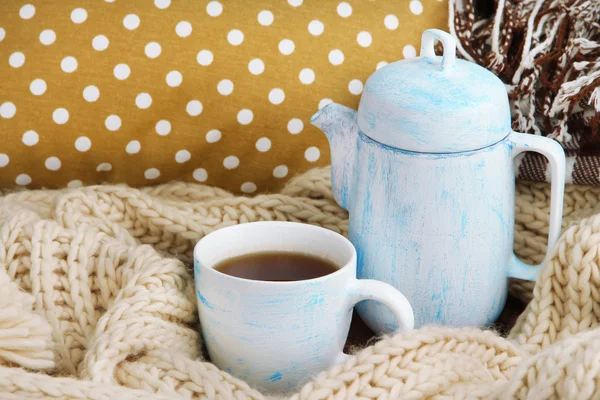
[310,103,359,210]
[310,103,357,140]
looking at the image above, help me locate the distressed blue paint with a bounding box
[267,372,283,382]
[196,290,215,310]
[194,222,405,392]
[312,100,566,332]
[460,213,467,236]
[243,321,266,328]
[356,37,511,153]
[307,294,325,306]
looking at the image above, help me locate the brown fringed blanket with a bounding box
[450,0,600,185]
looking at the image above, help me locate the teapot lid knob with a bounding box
[419,29,456,71]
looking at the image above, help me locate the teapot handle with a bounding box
[508,131,566,281]
[420,29,456,71]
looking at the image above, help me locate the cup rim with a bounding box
[193,221,356,286]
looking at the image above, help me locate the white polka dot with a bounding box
[123,14,140,30]
[206,1,223,17]
[287,118,303,134]
[337,2,352,17]
[403,45,417,59]
[19,4,35,20]
[154,0,170,9]
[268,88,285,104]
[299,68,315,84]
[126,140,141,154]
[145,42,162,58]
[197,50,214,66]
[258,10,274,26]
[288,0,303,6]
[39,30,56,46]
[237,109,253,125]
[92,35,109,51]
[223,156,239,169]
[193,168,208,182]
[105,0,116,3]
[22,131,39,146]
[305,147,320,162]
[255,137,271,152]
[166,70,183,87]
[75,136,91,152]
[145,168,160,179]
[175,149,191,163]
[52,108,69,124]
[273,165,288,178]
[135,93,152,109]
[83,85,100,102]
[227,29,244,45]
[319,98,333,109]
[206,129,221,143]
[241,182,257,194]
[248,58,264,75]
[410,0,423,15]
[96,163,112,172]
[105,115,121,131]
[308,20,324,36]
[176,21,192,37]
[61,56,78,73]
[357,31,372,47]
[279,39,295,55]
[186,100,203,116]
[0,154,8,167]
[68,180,83,188]
[45,156,61,171]
[16,174,31,185]
[29,79,46,95]
[156,120,171,135]
[217,79,234,95]
[0,28,5,42]
[114,63,130,80]
[9,52,25,68]
[376,61,388,70]
[328,49,344,66]
[70,8,87,24]
[384,14,399,30]
[348,79,364,95]
[0,102,16,119]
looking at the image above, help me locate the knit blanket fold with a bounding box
[2,167,600,399]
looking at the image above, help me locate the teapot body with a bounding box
[316,29,566,332]
[347,131,514,330]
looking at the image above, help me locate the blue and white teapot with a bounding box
[311,29,566,331]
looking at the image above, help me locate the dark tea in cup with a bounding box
[213,251,338,282]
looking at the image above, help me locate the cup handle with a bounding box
[334,279,415,364]
[508,131,566,281]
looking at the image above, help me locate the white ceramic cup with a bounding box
[193,221,414,392]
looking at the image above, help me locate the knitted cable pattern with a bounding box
[1,166,600,399]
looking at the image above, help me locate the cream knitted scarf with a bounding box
[2,167,600,399]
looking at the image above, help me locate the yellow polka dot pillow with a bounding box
[0,0,448,193]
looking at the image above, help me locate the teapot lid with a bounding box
[357,29,511,153]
